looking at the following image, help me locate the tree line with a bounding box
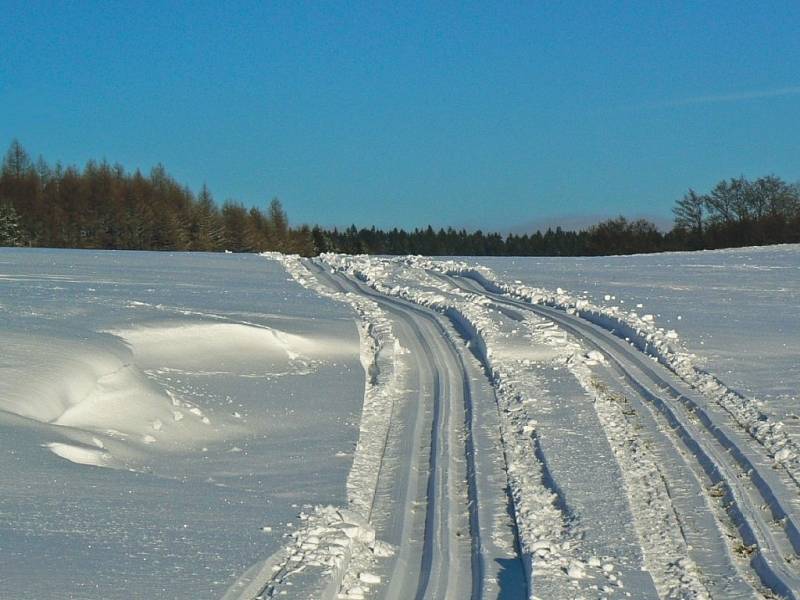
[311,218,660,256]
[671,175,800,250]
[0,140,316,254]
[312,174,800,256]
[2,140,798,256]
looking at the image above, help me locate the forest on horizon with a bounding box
[1,140,799,257]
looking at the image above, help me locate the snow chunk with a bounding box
[567,560,586,579]
[358,572,381,584]
[585,350,606,363]
[45,442,112,467]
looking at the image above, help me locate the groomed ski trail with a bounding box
[238,253,797,600]
[448,271,800,600]
[308,260,527,599]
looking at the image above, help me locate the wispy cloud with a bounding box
[655,86,800,108]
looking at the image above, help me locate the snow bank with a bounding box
[0,323,279,468]
[1,308,356,470]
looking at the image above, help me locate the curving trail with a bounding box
[253,254,799,600]
[448,271,800,600]
[306,261,526,600]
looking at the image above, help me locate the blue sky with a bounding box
[2,1,799,232]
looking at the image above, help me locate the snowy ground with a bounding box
[475,246,800,427]
[0,249,363,599]
[261,246,798,600]
[2,245,798,599]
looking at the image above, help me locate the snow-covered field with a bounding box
[476,245,800,426]
[2,245,798,599]
[0,249,363,599]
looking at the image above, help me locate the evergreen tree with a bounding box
[290,224,318,257]
[222,201,250,252]
[0,202,23,246]
[268,198,289,251]
[190,185,224,251]
[2,140,32,178]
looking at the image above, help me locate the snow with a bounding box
[0,248,363,599]
[311,249,798,598]
[2,244,797,599]
[476,244,800,426]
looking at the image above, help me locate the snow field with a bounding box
[4,246,793,599]
[0,249,364,599]
[223,254,403,599]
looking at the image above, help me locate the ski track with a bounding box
[310,260,526,599]
[319,255,657,598]
[238,252,797,600]
[443,270,800,599]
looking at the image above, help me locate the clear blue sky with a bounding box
[2,1,799,232]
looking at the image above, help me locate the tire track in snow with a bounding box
[324,256,649,598]
[452,273,800,600]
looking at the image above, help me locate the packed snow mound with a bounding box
[106,320,353,373]
[0,330,137,424]
[45,442,113,468]
[0,328,234,467]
